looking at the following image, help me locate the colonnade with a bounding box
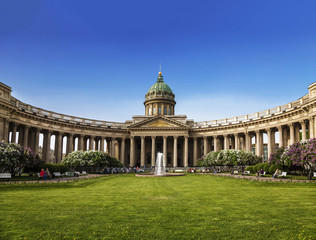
[1,118,311,167]
[2,121,122,164]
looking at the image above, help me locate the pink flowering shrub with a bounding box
[280,138,316,179]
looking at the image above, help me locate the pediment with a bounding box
[128,116,189,130]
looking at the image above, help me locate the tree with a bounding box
[0,141,40,176]
[281,138,316,180]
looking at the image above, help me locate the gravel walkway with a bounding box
[0,174,104,184]
[200,173,316,183]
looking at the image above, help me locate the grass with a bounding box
[0,175,315,240]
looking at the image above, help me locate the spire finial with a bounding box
[159,64,162,75]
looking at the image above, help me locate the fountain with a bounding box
[154,152,166,175]
[136,152,185,177]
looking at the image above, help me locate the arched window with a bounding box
[164,107,167,114]
[158,107,161,114]
[153,107,156,114]
[168,107,171,115]
[149,107,152,115]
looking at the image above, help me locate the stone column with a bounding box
[0,118,4,141]
[294,125,300,143]
[18,126,23,145]
[55,132,63,163]
[213,136,218,152]
[114,139,119,159]
[120,138,125,165]
[267,128,273,159]
[173,136,178,167]
[23,126,29,148]
[140,136,145,167]
[66,133,74,155]
[151,136,156,167]
[193,137,198,166]
[78,135,84,151]
[89,136,94,151]
[289,123,295,145]
[301,120,307,141]
[34,128,40,155]
[99,137,103,152]
[163,136,167,167]
[203,136,208,156]
[130,137,135,166]
[234,134,240,150]
[94,138,99,151]
[184,136,188,167]
[278,126,283,148]
[224,134,229,150]
[44,131,52,162]
[309,117,314,139]
[3,119,9,142]
[111,139,116,156]
[255,131,263,157]
[245,132,251,152]
[11,122,17,143]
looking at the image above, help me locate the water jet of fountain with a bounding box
[154,152,166,175]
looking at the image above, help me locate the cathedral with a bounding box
[0,73,315,168]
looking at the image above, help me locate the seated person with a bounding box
[273,168,281,178]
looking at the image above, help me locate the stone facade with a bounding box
[1,78,316,167]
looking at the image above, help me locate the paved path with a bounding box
[199,173,315,183]
[0,174,105,184]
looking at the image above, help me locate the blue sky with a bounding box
[1,0,316,122]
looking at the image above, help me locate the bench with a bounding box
[81,171,87,175]
[278,172,287,178]
[65,172,75,177]
[175,169,184,172]
[53,172,62,177]
[242,171,250,175]
[313,172,316,177]
[0,173,12,179]
[74,171,80,177]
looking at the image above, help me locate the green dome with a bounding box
[146,73,174,95]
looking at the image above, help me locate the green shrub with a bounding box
[252,164,260,173]
[256,163,265,172]
[245,166,253,173]
[263,163,270,173]
[55,163,69,173]
[269,164,278,175]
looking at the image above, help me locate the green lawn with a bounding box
[0,175,315,240]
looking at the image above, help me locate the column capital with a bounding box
[277,125,283,131]
[140,136,145,140]
[255,130,261,134]
[163,136,167,140]
[203,136,208,140]
[173,136,178,139]
[234,133,239,137]
[265,128,271,133]
[24,125,30,130]
[151,136,156,139]
[300,119,307,124]
[289,122,295,127]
